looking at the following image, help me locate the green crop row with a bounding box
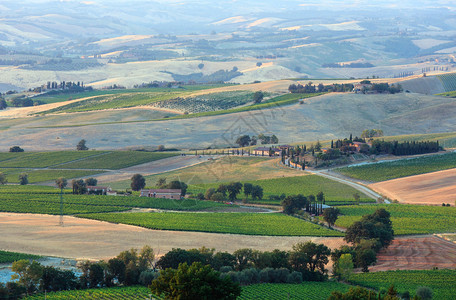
[26,282,353,300]
[0,151,106,168]
[0,186,223,213]
[334,204,456,235]
[188,175,373,205]
[53,151,178,170]
[437,72,456,92]
[240,282,351,300]
[0,250,41,264]
[349,269,456,300]
[334,152,456,182]
[0,169,102,184]
[79,212,344,237]
[26,286,156,300]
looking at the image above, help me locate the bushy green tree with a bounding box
[150,262,241,300]
[130,174,146,191]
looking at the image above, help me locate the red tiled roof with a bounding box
[143,189,181,193]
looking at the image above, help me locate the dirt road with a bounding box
[0,213,346,261]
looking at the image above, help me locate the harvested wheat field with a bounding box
[0,213,346,261]
[369,168,456,205]
[369,236,456,272]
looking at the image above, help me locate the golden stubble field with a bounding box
[369,168,456,205]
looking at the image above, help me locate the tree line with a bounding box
[200,182,264,202]
[370,140,441,156]
[289,82,354,93]
[235,133,278,147]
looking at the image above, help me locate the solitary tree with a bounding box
[226,182,243,201]
[55,178,67,189]
[9,146,24,152]
[130,174,146,191]
[322,207,339,228]
[243,183,253,199]
[19,173,28,185]
[76,139,89,151]
[253,91,264,104]
[0,172,7,185]
[251,185,263,200]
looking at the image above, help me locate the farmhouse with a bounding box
[140,189,182,199]
[87,186,115,195]
[353,83,372,93]
[252,147,281,156]
[351,141,369,153]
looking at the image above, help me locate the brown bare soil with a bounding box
[0,213,346,261]
[369,236,456,272]
[369,168,456,205]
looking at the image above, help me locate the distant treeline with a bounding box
[322,62,375,68]
[370,140,441,156]
[289,82,354,93]
[168,67,242,84]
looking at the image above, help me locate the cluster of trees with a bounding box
[235,133,278,147]
[71,178,98,195]
[370,140,441,156]
[0,246,156,298]
[156,242,331,282]
[332,209,394,276]
[252,91,264,103]
[357,81,403,94]
[289,82,354,93]
[10,96,35,107]
[281,192,326,216]
[329,285,428,300]
[76,139,89,151]
[361,129,384,138]
[202,182,263,202]
[3,241,336,299]
[0,97,6,110]
[9,146,24,152]
[154,178,188,196]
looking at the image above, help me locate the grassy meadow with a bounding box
[334,204,456,235]
[335,152,456,182]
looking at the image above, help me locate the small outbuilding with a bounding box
[140,189,182,199]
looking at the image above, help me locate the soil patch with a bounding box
[369,236,456,272]
[369,168,456,205]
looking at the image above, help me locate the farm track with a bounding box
[294,167,383,202]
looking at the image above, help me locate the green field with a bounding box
[53,151,178,170]
[188,175,373,206]
[79,212,344,236]
[0,169,102,184]
[0,250,41,264]
[26,286,154,300]
[0,151,106,168]
[349,269,456,300]
[334,204,456,235]
[334,152,456,182]
[25,282,354,300]
[239,282,351,300]
[0,185,223,214]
